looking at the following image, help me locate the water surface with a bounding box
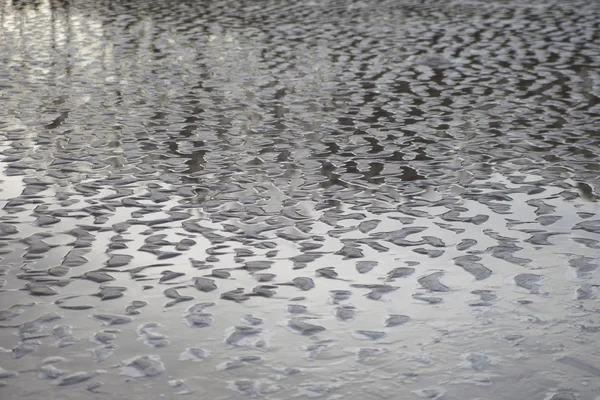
[1,0,600,399]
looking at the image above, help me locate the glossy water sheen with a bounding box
[1,0,599,399]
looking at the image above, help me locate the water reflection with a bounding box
[1,0,600,399]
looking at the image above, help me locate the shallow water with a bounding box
[1,0,600,398]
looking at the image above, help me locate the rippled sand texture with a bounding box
[1,0,600,399]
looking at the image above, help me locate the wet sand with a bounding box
[1,0,600,399]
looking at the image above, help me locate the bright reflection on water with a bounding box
[0,0,600,399]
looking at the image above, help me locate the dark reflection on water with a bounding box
[1,0,600,398]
